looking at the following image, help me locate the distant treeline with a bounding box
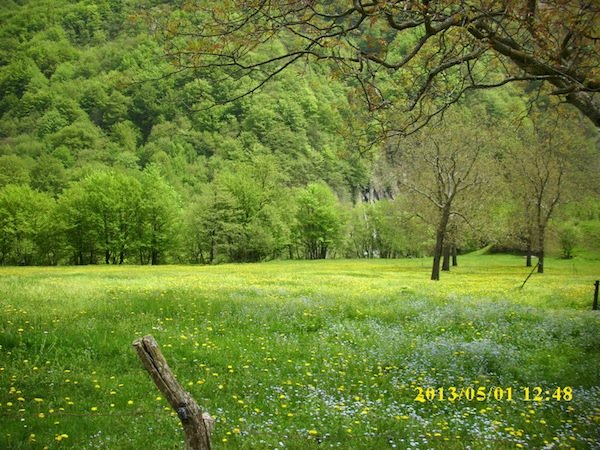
[0,164,436,266]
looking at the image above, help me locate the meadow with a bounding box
[1,254,599,449]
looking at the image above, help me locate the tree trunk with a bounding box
[451,246,458,267]
[431,206,451,281]
[537,225,545,274]
[442,245,451,271]
[320,245,327,259]
[431,238,442,281]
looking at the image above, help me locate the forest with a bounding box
[1,0,599,276]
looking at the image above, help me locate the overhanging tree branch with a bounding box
[153,0,600,131]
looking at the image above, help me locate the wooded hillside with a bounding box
[0,0,599,271]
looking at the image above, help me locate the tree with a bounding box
[0,57,48,115]
[217,156,292,262]
[372,197,431,258]
[346,202,377,258]
[155,1,600,133]
[58,170,142,265]
[58,181,100,265]
[0,155,32,188]
[346,198,429,258]
[61,2,102,46]
[294,183,343,259]
[502,111,572,273]
[185,182,236,264]
[85,171,142,265]
[184,155,293,264]
[45,119,103,166]
[138,166,181,265]
[389,110,492,280]
[34,199,65,266]
[56,167,181,265]
[0,185,57,265]
[31,154,67,195]
[557,222,580,259]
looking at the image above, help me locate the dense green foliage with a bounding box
[1,257,600,449]
[0,0,599,267]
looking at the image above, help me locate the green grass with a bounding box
[1,255,600,449]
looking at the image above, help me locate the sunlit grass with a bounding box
[1,255,599,449]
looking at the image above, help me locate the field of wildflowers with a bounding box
[1,255,599,449]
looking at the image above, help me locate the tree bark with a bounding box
[451,246,458,267]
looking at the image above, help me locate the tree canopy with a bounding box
[155,0,600,133]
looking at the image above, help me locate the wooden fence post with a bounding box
[594,280,599,311]
[133,335,213,450]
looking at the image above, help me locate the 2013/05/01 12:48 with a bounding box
[413,386,573,402]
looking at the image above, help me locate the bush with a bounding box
[557,223,580,259]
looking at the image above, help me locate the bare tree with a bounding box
[389,110,491,280]
[502,112,568,273]
[152,1,600,133]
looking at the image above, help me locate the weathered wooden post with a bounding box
[593,280,599,311]
[133,335,213,450]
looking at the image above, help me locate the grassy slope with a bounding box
[1,255,599,449]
